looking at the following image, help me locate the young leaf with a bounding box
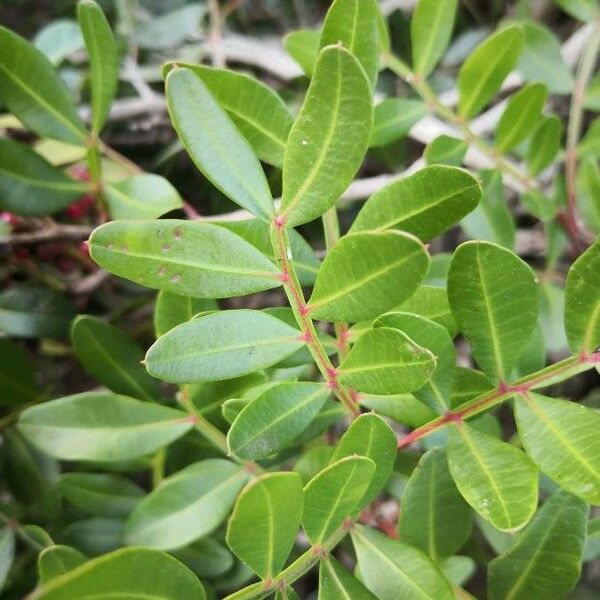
[0,528,15,592]
[77,0,119,135]
[447,424,538,531]
[104,174,183,220]
[58,473,144,518]
[351,166,482,241]
[339,327,436,395]
[145,310,304,383]
[89,220,281,299]
[564,238,600,354]
[163,63,293,167]
[165,67,274,220]
[308,231,430,322]
[283,29,320,76]
[515,393,600,504]
[320,0,380,88]
[125,459,249,550]
[411,0,458,78]
[527,115,561,176]
[370,98,427,147]
[0,338,38,406]
[18,392,193,461]
[0,138,90,216]
[376,312,456,413]
[28,547,206,600]
[279,45,373,227]
[425,135,468,166]
[399,447,472,560]
[228,382,329,460]
[226,472,303,579]
[38,546,86,585]
[488,491,588,600]
[319,556,378,600]
[458,26,524,119]
[447,241,538,383]
[351,524,455,600]
[153,291,218,337]
[303,456,375,544]
[461,169,515,249]
[71,315,160,401]
[0,26,87,143]
[495,83,547,152]
[331,413,397,508]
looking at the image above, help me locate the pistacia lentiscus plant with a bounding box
[0,0,599,598]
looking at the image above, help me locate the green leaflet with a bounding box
[339,327,436,395]
[320,0,380,88]
[515,393,600,504]
[279,45,373,227]
[153,291,218,337]
[38,546,86,585]
[0,338,39,406]
[527,115,562,176]
[488,491,588,600]
[319,556,378,600]
[283,29,320,77]
[29,548,205,600]
[425,135,468,166]
[125,459,249,550]
[447,241,538,383]
[0,138,89,217]
[89,220,281,299]
[331,413,397,509]
[71,315,161,401]
[145,310,304,384]
[226,472,303,579]
[58,473,144,518]
[458,26,524,119]
[172,538,233,579]
[303,456,375,544]
[564,238,600,354]
[18,392,193,461]
[351,524,455,600]
[104,174,183,220]
[461,169,515,249]
[411,0,458,78]
[351,166,482,241]
[397,285,458,336]
[447,424,538,531]
[399,448,472,560]
[370,98,427,147]
[0,25,87,143]
[163,63,293,167]
[495,83,547,152]
[553,0,599,21]
[227,382,329,460]
[165,67,274,220]
[308,231,430,322]
[77,0,119,134]
[376,312,456,413]
[0,528,15,592]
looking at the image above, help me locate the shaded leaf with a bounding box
[154,290,218,337]
[0,528,14,592]
[226,472,303,579]
[125,459,249,550]
[371,98,426,147]
[279,46,372,227]
[424,135,468,166]
[172,538,233,579]
[527,115,561,176]
[319,556,378,600]
[0,338,38,406]
[308,231,430,322]
[397,285,458,336]
[38,545,86,585]
[18,392,193,461]
[89,220,281,299]
[283,29,320,77]
[146,310,304,384]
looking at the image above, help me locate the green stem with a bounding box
[383,53,538,192]
[224,525,349,600]
[270,221,360,417]
[397,351,600,448]
[151,448,166,488]
[321,208,349,362]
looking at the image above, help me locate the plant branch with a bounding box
[270,220,360,417]
[396,351,600,449]
[1,224,93,245]
[564,17,600,252]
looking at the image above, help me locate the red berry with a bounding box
[79,240,90,256]
[66,194,95,220]
[0,212,20,228]
[13,247,30,260]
